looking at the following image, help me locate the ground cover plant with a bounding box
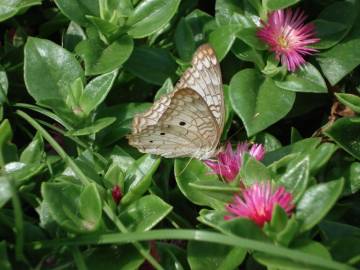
[0,0,360,269]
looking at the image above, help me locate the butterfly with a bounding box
[127,44,224,160]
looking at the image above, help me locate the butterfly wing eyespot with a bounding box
[128,44,224,159]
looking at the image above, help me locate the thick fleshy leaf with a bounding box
[335,93,360,113]
[232,39,265,69]
[118,195,172,232]
[317,17,360,86]
[42,182,102,233]
[0,176,11,209]
[296,178,344,233]
[324,117,360,160]
[188,241,246,270]
[63,21,86,52]
[54,0,99,26]
[124,46,177,85]
[85,245,144,270]
[230,68,295,136]
[215,0,255,27]
[0,120,17,166]
[278,157,309,202]
[275,63,327,93]
[126,0,180,38]
[79,70,118,115]
[0,0,41,22]
[313,0,358,49]
[24,37,84,107]
[263,0,300,10]
[122,154,161,205]
[96,103,151,146]
[209,25,237,61]
[0,241,10,270]
[254,240,331,270]
[19,132,44,164]
[240,157,271,186]
[67,117,116,136]
[175,158,232,210]
[76,35,133,75]
[175,18,196,62]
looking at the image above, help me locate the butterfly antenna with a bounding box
[176,156,195,177]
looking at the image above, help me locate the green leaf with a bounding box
[154,78,173,101]
[85,245,144,270]
[76,34,133,75]
[254,240,331,270]
[67,117,116,136]
[122,154,161,205]
[79,70,118,115]
[263,0,300,10]
[127,0,180,38]
[19,132,44,164]
[175,18,196,62]
[0,0,41,22]
[229,68,295,136]
[209,25,237,61]
[24,37,84,108]
[278,157,309,202]
[324,117,360,160]
[231,39,265,69]
[54,0,99,26]
[42,182,102,233]
[118,195,172,232]
[0,68,8,105]
[0,241,11,270]
[215,0,255,27]
[0,176,12,209]
[237,27,266,50]
[317,16,360,86]
[336,93,360,113]
[175,159,232,210]
[0,119,17,166]
[240,157,271,186]
[275,63,327,93]
[96,103,151,145]
[63,21,87,52]
[296,178,344,233]
[124,46,177,85]
[312,0,358,49]
[188,241,246,270]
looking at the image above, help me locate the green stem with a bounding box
[103,203,164,270]
[17,110,162,270]
[11,181,26,264]
[29,229,355,270]
[71,247,88,270]
[16,110,90,186]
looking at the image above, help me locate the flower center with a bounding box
[277,34,289,49]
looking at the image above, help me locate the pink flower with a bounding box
[112,185,122,205]
[257,8,320,72]
[204,142,265,181]
[225,181,295,227]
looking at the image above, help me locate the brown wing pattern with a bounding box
[174,44,224,132]
[128,88,219,159]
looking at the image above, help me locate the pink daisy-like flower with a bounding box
[257,8,320,72]
[204,142,265,182]
[225,181,295,227]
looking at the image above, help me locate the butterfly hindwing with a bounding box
[128,88,219,159]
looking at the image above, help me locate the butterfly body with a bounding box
[128,44,224,160]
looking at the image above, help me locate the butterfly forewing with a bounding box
[174,44,225,131]
[128,44,224,159]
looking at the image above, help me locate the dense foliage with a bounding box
[0,0,359,269]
